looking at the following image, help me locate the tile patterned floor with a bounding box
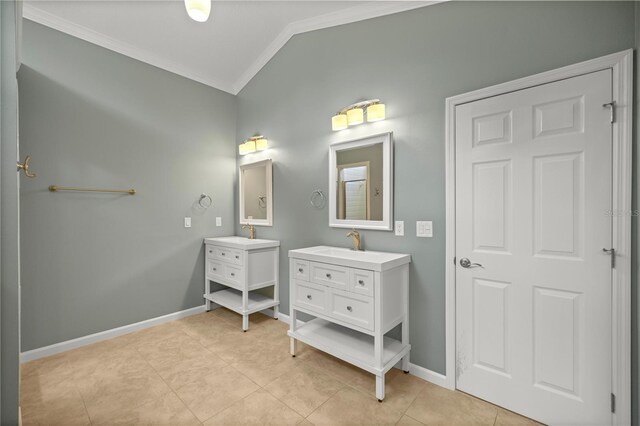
[21,309,541,425]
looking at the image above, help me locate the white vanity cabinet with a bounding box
[288,246,411,401]
[204,236,280,331]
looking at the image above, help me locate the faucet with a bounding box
[242,224,256,240]
[346,229,361,251]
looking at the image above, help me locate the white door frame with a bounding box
[444,50,632,425]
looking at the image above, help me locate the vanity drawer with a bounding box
[329,290,374,331]
[224,264,243,286]
[310,262,349,291]
[350,268,374,297]
[215,247,243,265]
[206,259,224,280]
[293,280,328,314]
[205,245,216,259]
[293,259,310,281]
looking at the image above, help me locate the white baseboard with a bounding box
[273,310,449,390]
[21,305,207,363]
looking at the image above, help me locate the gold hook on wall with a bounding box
[17,155,37,178]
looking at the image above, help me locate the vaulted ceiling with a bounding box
[24,1,435,94]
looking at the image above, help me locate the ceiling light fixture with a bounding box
[184,0,211,22]
[331,99,386,131]
[239,135,268,155]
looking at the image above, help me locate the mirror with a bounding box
[329,132,393,230]
[239,159,273,226]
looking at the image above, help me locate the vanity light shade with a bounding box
[331,113,348,131]
[238,142,249,155]
[255,138,268,151]
[238,141,256,155]
[366,103,386,122]
[346,108,364,126]
[184,0,211,22]
[244,140,256,153]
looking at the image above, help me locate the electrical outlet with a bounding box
[417,221,433,237]
[216,217,222,227]
[184,217,192,228]
[395,220,404,236]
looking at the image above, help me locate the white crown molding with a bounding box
[23,1,442,95]
[22,3,237,94]
[232,1,442,94]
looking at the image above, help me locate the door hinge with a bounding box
[603,101,616,123]
[611,393,616,413]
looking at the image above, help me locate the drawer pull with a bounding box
[326,273,332,279]
[306,294,312,300]
[212,267,217,271]
[358,280,364,285]
[346,306,353,312]
[235,255,240,259]
[298,268,304,273]
[230,273,235,277]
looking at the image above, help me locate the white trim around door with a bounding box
[444,49,632,426]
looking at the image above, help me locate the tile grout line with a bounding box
[132,341,202,424]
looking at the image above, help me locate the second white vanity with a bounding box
[288,245,411,402]
[204,236,280,331]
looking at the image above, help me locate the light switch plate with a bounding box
[184,217,192,228]
[417,221,433,237]
[215,217,222,227]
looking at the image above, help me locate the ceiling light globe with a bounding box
[184,0,211,22]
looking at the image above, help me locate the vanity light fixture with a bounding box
[239,135,268,155]
[184,0,211,22]
[331,99,386,131]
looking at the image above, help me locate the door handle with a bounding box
[460,258,483,268]
[17,155,37,178]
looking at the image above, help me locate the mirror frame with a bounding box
[239,158,273,227]
[329,132,393,231]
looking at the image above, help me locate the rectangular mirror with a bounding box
[329,132,393,230]
[239,159,273,226]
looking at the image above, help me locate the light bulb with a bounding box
[184,0,211,22]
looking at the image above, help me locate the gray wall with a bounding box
[18,21,238,351]
[2,1,21,423]
[236,1,635,379]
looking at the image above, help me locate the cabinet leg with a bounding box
[402,353,410,373]
[242,315,249,332]
[290,337,297,357]
[375,375,385,402]
[273,305,279,319]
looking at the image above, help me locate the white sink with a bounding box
[204,236,280,250]
[288,245,410,271]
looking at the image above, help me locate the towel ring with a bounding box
[198,193,212,209]
[310,189,326,209]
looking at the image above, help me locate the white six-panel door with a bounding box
[455,70,613,425]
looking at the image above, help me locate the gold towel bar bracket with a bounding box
[48,185,136,195]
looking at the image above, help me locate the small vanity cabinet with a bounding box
[204,237,280,331]
[288,246,411,401]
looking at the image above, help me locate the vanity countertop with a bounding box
[288,245,410,272]
[204,236,280,250]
